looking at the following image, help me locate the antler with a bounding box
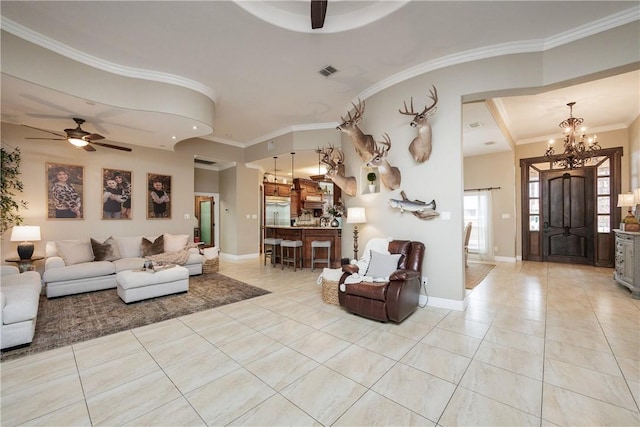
[341,98,365,123]
[399,97,416,115]
[424,85,438,115]
[320,145,337,170]
[373,133,392,156]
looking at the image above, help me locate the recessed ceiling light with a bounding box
[171,136,177,140]
[192,125,198,130]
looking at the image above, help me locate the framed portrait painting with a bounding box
[46,162,84,219]
[147,173,171,219]
[102,169,132,220]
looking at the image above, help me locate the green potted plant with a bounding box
[367,172,377,193]
[1,147,28,234]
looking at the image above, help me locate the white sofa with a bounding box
[43,234,204,298]
[1,266,42,349]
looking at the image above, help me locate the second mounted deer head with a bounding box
[399,85,438,163]
[366,133,401,191]
[320,144,357,197]
[336,99,376,163]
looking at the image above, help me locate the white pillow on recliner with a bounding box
[365,250,401,279]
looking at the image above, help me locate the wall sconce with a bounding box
[346,207,367,260]
[10,225,41,260]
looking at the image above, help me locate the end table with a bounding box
[4,256,44,273]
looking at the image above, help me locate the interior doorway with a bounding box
[194,193,219,247]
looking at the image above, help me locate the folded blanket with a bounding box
[146,249,191,266]
[317,267,343,285]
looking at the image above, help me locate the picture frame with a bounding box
[147,173,171,219]
[102,169,132,220]
[46,162,84,220]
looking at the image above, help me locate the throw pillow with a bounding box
[164,233,189,253]
[90,237,122,262]
[55,239,94,265]
[142,235,164,257]
[365,250,402,279]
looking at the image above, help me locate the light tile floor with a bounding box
[1,260,639,426]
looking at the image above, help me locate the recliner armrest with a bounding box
[342,264,359,274]
[389,269,420,281]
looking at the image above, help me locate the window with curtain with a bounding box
[464,190,494,261]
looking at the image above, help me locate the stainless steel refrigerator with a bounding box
[265,196,291,226]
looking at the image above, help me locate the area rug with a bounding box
[465,262,495,290]
[1,273,269,362]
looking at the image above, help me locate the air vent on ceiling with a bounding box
[318,65,338,77]
[467,121,483,129]
[194,158,216,166]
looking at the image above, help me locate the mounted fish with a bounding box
[366,133,401,191]
[399,85,438,163]
[389,191,439,220]
[336,99,377,163]
[320,144,357,197]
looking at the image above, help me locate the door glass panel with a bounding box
[597,177,610,195]
[529,199,539,214]
[528,167,539,181]
[199,200,212,245]
[597,215,610,233]
[597,197,610,214]
[529,215,540,231]
[597,159,610,176]
[529,182,539,198]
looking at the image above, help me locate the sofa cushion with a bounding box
[365,251,402,279]
[43,261,115,283]
[91,237,122,261]
[56,240,94,265]
[113,257,146,273]
[164,233,189,252]
[114,236,143,258]
[1,274,41,324]
[142,235,164,256]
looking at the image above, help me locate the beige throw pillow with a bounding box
[163,233,189,252]
[56,240,95,265]
[365,250,402,279]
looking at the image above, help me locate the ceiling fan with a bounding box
[23,117,132,152]
[311,0,327,29]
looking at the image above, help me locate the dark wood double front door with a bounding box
[541,168,594,265]
[520,147,623,267]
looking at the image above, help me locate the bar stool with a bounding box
[311,240,331,271]
[263,238,282,267]
[281,240,303,271]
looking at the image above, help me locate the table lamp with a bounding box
[10,225,41,260]
[346,207,367,260]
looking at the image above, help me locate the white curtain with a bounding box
[464,190,494,262]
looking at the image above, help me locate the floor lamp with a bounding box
[346,207,367,260]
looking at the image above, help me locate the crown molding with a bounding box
[357,5,640,102]
[1,17,217,103]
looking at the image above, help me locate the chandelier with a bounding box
[544,102,601,169]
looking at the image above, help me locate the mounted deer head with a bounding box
[320,144,357,197]
[399,85,438,163]
[366,133,401,191]
[336,99,376,163]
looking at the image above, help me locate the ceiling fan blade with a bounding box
[21,124,66,137]
[84,133,105,141]
[25,137,67,140]
[90,141,132,152]
[311,0,327,29]
[82,144,97,152]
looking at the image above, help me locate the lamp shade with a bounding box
[634,188,640,204]
[346,207,367,224]
[10,226,41,242]
[617,193,635,208]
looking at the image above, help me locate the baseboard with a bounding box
[494,255,516,263]
[219,252,259,260]
[419,294,467,311]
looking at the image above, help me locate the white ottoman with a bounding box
[116,265,189,303]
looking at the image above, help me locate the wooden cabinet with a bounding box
[265,226,342,269]
[264,182,291,197]
[614,230,640,299]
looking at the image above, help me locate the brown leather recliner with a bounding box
[338,240,425,323]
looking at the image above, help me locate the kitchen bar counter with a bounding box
[264,226,341,269]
